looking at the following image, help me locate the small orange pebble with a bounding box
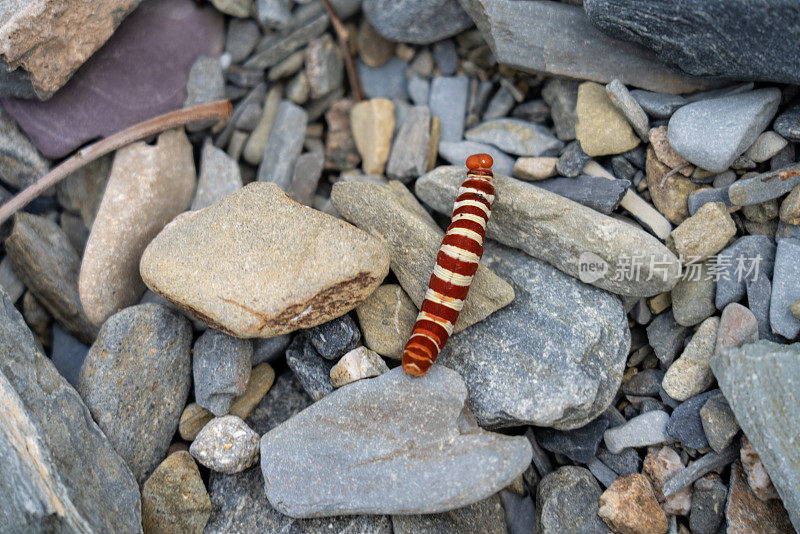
[466,153,493,170]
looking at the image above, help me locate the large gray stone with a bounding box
[0,106,48,190]
[583,0,800,85]
[331,179,514,333]
[667,88,781,173]
[256,100,307,191]
[363,0,474,44]
[0,288,141,532]
[711,340,800,532]
[415,166,681,297]
[392,495,507,534]
[78,303,192,484]
[536,466,611,534]
[770,238,800,339]
[458,0,717,93]
[438,241,630,430]
[259,366,532,517]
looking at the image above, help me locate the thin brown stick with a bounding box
[0,99,232,225]
[320,0,363,102]
[659,162,692,188]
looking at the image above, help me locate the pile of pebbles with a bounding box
[1,0,799,532]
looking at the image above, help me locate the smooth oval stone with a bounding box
[466,118,564,157]
[141,182,390,338]
[259,366,532,516]
[363,0,474,44]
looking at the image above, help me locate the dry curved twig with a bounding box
[320,0,363,102]
[0,99,232,225]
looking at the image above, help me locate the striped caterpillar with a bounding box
[402,153,495,377]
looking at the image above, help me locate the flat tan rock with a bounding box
[513,157,558,181]
[350,98,394,174]
[141,182,390,338]
[575,81,640,157]
[79,128,195,326]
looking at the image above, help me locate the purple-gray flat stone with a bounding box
[0,0,224,158]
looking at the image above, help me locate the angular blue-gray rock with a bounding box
[662,444,739,497]
[711,340,800,530]
[363,0,474,44]
[432,39,459,76]
[285,334,333,401]
[387,105,430,182]
[746,275,778,342]
[0,106,49,189]
[500,489,536,534]
[438,140,514,176]
[50,323,89,389]
[257,100,307,191]
[192,141,243,210]
[728,163,800,206]
[436,241,628,430]
[287,150,324,206]
[621,369,664,397]
[606,79,649,141]
[555,140,590,177]
[225,19,261,63]
[646,311,688,366]
[667,88,781,173]
[459,0,716,93]
[306,314,361,360]
[666,389,719,450]
[0,289,141,532]
[534,415,611,464]
[774,99,800,142]
[770,238,800,339]
[246,372,312,435]
[408,75,430,106]
[206,466,392,533]
[533,175,629,214]
[416,166,681,297]
[484,85,516,121]
[356,57,409,101]
[699,392,739,454]
[78,303,192,484]
[392,495,507,534]
[777,221,800,242]
[690,474,727,534]
[630,90,687,119]
[260,366,532,516]
[583,0,800,85]
[193,329,253,416]
[252,334,291,366]
[184,56,225,132]
[429,75,469,142]
[603,410,670,454]
[688,187,732,216]
[466,118,563,157]
[536,466,611,534]
[597,445,641,477]
[715,235,775,310]
[256,0,291,29]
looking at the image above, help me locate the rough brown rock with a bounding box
[141,182,390,338]
[726,461,793,534]
[649,126,693,176]
[646,146,700,225]
[643,446,692,515]
[79,128,196,326]
[0,0,143,99]
[598,473,669,534]
[142,451,211,534]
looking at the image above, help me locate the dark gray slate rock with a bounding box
[688,186,732,216]
[536,466,611,534]
[542,78,578,141]
[746,275,777,342]
[774,99,800,142]
[50,323,89,389]
[583,0,800,85]
[711,340,800,530]
[556,140,590,177]
[437,241,629,430]
[246,372,312,435]
[285,334,334,401]
[206,466,392,533]
[699,392,739,454]
[78,303,192,484]
[484,85,517,121]
[363,0,474,44]
[534,413,611,464]
[597,445,641,476]
[466,118,563,157]
[191,141,242,211]
[5,213,98,344]
[667,88,781,173]
[715,235,775,310]
[193,329,253,416]
[690,474,727,534]
[533,175,629,214]
[728,163,800,206]
[646,311,688,366]
[356,57,409,101]
[252,334,291,366]
[429,76,469,142]
[621,369,664,397]
[662,444,739,497]
[0,106,49,190]
[438,140,514,176]
[1,0,224,158]
[392,494,508,534]
[666,389,719,450]
[387,105,431,182]
[259,366,532,516]
[770,238,800,339]
[630,90,687,119]
[432,39,459,76]
[459,0,716,93]
[306,314,361,360]
[0,288,141,532]
[256,100,307,191]
[500,489,536,534]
